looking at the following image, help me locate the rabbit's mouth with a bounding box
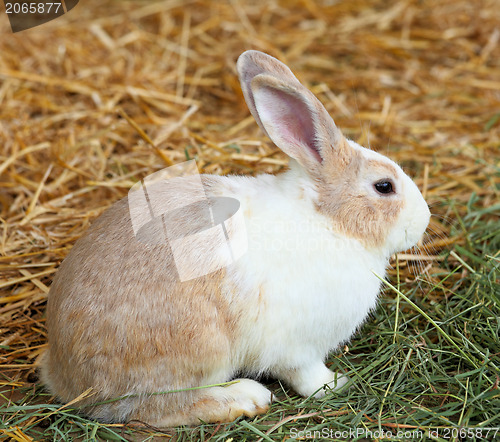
[400,213,431,253]
[383,201,430,257]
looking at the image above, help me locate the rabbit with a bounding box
[40,50,431,427]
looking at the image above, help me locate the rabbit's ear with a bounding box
[237,50,348,168]
[237,51,300,139]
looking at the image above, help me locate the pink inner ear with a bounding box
[255,86,322,163]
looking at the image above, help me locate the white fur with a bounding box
[212,50,429,397]
[206,163,387,395]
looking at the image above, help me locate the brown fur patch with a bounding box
[315,140,404,249]
[135,392,270,427]
[40,189,242,423]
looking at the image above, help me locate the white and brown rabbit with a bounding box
[40,50,430,427]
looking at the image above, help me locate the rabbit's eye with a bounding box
[374,180,394,195]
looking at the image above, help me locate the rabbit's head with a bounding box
[237,51,430,256]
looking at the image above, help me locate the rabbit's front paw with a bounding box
[313,370,349,398]
[278,362,349,398]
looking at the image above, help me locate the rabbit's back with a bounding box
[41,179,242,420]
